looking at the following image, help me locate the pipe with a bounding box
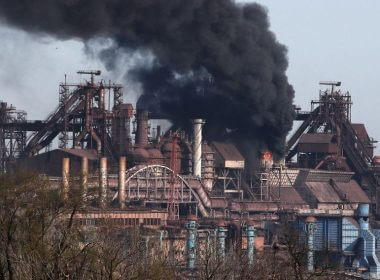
[118,156,126,209]
[186,215,198,270]
[62,157,70,201]
[304,216,317,272]
[91,130,102,154]
[217,221,227,261]
[197,201,209,217]
[246,223,255,266]
[156,125,161,141]
[189,178,211,217]
[99,88,105,110]
[74,130,102,153]
[192,181,212,208]
[356,203,380,275]
[192,119,204,178]
[73,130,87,148]
[81,157,88,201]
[99,157,108,208]
[136,110,149,147]
[358,203,369,230]
[357,204,370,269]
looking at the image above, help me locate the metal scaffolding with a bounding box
[0,71,131,161]
[0,102,27,173]
[286,82,380,214]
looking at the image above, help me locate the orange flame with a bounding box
[262,151,272,161]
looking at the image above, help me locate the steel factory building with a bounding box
[2,73,380,278]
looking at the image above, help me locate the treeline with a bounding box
[0,172,346,279]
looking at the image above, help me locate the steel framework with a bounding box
[0,71,131,161]
[286,82,380,214]
[111,165,209,217]
[0,102,27,172]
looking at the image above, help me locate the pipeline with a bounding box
[357,204,380,277]
[217,221,227,261]
[186,215,198,270]
[81,157,88,200]
[99,157,108,208]
[187,177,212,208]
[62,157,70,201]
[91,130,102,154]
[118,156,126,209]
[246,223,255,266]
[304,216,317,272]
[196,200,209,218]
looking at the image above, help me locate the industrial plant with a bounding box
[1,71,380,278]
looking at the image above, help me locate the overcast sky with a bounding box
[1,1,379,153]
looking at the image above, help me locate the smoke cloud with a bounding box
[0,0,294,156]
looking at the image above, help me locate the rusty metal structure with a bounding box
[287,81,380,215]
[20,70,130,160]
[3,74,380,277]
[0,102,27,172]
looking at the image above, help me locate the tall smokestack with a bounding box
[156,125,161,141]
[118,156,126,209]
[193,119,204,178]
[135,110,149,147]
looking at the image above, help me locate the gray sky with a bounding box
[1,1,379,153]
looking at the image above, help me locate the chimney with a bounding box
[135,109,149,146]
[192,119,204,178]
[156,125,161,141]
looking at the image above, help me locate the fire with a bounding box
[262,151,272,161]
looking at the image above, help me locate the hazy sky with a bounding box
[1,1,379,153]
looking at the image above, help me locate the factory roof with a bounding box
[304,169,353,183]
[212,142,245,169]
[334,180,370,203]
[202,143,214,154]
[299,133,334,144]
[303,179,370,204]
[271,187,306,205]
[212,142,244,161]
[305,182,342,203]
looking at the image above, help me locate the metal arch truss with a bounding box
[116,165,202,209]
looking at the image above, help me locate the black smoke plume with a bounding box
[0,0,294,157]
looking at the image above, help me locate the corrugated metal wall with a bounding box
[372,229,380,254]
[299,217,342,251]
[341,217,359,252]
[327,219,340,250]
[314,219,325,250]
